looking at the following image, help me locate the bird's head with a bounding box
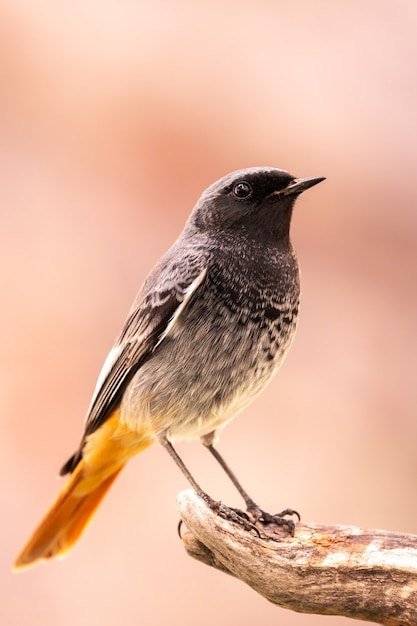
[189,167,325,242]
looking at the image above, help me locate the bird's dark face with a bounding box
[190,167,324,242]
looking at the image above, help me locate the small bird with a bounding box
[13,167,324,571]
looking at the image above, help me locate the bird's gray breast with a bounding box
[203,244,300,377]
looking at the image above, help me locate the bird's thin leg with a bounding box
[204,442,300,532]
[204,443,256,510]
[160,437,208,501]
[159,436,260,534]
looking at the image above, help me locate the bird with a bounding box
[13,166,324,571]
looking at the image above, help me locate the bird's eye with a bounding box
[232,181,253,199]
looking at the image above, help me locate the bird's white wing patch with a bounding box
[154,267,207,349]
[86,345,124,419]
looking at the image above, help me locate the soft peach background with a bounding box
[1,2,416,625]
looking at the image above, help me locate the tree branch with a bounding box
[177,490,417,625]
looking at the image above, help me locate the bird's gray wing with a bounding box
[60,265,207,474]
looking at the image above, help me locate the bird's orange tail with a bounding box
[12,460,124,571]
[13,411,154,571]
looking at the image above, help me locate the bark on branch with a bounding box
[177,490,417,625]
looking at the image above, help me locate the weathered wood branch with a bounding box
[177,490,417,625]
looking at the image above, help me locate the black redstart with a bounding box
[14,167,324,570]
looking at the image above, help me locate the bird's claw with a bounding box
[246,504,300,537]
[198,493,261,536]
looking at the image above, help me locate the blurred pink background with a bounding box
[1,2,416,625]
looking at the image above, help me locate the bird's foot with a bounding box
[246,502,300,537]
[199,492,261,536]
[178,492,299,539]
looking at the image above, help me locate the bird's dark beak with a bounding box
[282,176,326,196]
